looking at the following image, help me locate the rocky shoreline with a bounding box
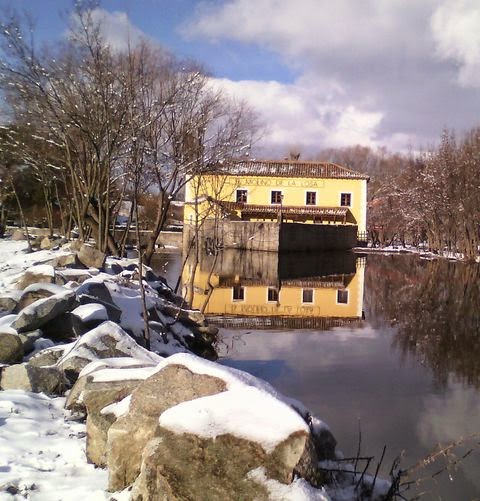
[0,238,390,500]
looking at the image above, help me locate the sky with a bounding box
[5,0,480,157]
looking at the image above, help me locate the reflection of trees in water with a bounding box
[365,255,480,388]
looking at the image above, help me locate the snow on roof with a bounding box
[208,159,369,180]
[156,353,309,453]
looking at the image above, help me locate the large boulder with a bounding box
[15,264,55,290]
[77,366,157,466]
[13,290,77,333]
[66,357,158,413]
[56,321,161,382]
[0,363,67,395]
[0,332,23,364]
[77,244,105,269]
[110,353,325,500]
[107,362,227,491]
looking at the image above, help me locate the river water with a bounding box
[153,250,480,500]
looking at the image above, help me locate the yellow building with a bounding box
[184,159,369,233]
[183,251,366,330]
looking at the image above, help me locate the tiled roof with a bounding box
[213,200,349,217]
[213,159,369,180]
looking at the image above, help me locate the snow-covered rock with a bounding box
[107,361,227,491]
[108,353,327,500]
[28,344,68,367]
[17,282,68,311]
[52,252,77,268]
[66,360,159,414]
[81,366,158,466]
[71,303,108,323]
[0,363,67,395]
[15,264,55,290]
[56,321,161,382]
[13,289,77,333]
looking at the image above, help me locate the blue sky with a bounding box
[3,0,480,156]
[10,0,296,82]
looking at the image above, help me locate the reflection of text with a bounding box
[237,177,325,188]
[229,304,320,316]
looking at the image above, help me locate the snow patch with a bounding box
[101,395,132,418]
[71,303,108,323]
[159,385,309,453]
[248,467,331,500]
[78,357,158,379]
[157,353,309,453]
[0,390,108,500]
[90,366,158,383]
[22,282,66,295]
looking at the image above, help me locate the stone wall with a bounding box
[185,221,358,252]
[184,221,280,252]
[279,223,358,252]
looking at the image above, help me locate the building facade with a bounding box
[184,159,369,251]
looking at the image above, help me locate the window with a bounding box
[271,191,282,204]
[267,288,279,302]
[302,288,314,303]
[232,285,245,301]
[306,191,316,205]
[337,289,349,304]
[236,189,248,203]
[340,193,352,207]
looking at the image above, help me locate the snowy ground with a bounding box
[0,240,127,500]
[0,240,70,294]
[356,243,479,262]
[0,390,115,500]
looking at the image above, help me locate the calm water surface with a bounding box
[156,251,480,500]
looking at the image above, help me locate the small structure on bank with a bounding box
[183,159,369,252]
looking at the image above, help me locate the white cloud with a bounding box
[69,8,153,52]
[184,0,480,152]
[431,0,480,87]
[185,0,437,68]
[211,77,384,155]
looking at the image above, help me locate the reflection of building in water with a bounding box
[183,251,365,329]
